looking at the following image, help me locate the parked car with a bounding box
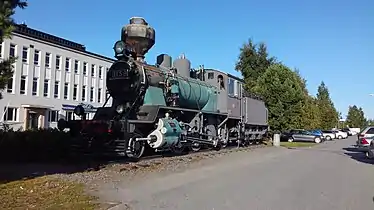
[281,129,323,143]
[350,128,361,135]
[341,128,353,136]
[356,126,374,151]
[321,130,336,141]
[366,141,374,159]
[335,130,348,139]
[309,130,325,141]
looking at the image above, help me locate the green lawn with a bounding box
[0,176,99,210]
[280,142,317,148]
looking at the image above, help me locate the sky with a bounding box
[14,0,374,119]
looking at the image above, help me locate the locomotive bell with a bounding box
[121,17,155,61]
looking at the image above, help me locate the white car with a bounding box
[333,130,348,139]
[356,126,374,151]
[321,130,336,141]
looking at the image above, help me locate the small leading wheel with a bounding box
[170,142,185,155]
[190,142,201,152]
[126,133,146,160]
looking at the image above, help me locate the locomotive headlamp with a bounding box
[116,104,125,114]
[113,40,125,56]
[74,105,85,116]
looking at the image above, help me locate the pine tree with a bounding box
[316,81,339,129]
[346,105,367,128]
[235,39,276,93]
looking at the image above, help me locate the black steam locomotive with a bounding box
[57,17,269,160]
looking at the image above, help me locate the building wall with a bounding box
[0,32,114,130]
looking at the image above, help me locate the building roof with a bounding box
[13,23,116,62]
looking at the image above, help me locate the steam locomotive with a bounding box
[57,17,269,159]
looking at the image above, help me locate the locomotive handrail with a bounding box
[218,114,229,128]
[127,119,155,124]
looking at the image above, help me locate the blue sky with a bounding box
[14,0,374,118]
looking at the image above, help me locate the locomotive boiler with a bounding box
[57,17,269,159]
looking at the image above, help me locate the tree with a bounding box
[366,119,374,126]
[235,39,276,93]
[252,64,306,131]
[0,0,28,99]
[346,105,367,128]
[316,81,339,129]
[235,39,339,132]
[294,70,321,129]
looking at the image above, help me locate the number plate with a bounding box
[109,69,128,80]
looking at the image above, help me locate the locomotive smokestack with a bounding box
[121,17,156,62]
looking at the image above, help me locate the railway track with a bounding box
[75,141,270,171]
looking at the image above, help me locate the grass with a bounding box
[280,142,317,148]
[0,176,99,210]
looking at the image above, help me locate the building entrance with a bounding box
[28,111,38,130]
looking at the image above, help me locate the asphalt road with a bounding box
[108,136,374,210]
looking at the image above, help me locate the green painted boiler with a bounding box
[169,76,218,112]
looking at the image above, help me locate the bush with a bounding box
[0,128,72,163]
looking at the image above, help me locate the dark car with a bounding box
[341,128,352,136]
[281,129,323,144]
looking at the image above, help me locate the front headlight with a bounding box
[74,105,85,116]
[113,40,125,55]
[116,104,125,114]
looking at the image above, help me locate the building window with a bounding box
[9,44,16,58]
[82,85,86,101]
[45,53,51,68]
[208,72,214,79]
[54,81,59,98]
[228,78,235,95]
[83,62,87,75]
[64,82,69,99]
[6,76,13,93]
[65,57,70,72]
[20,76,27,95]
[74,60,79,74]
[3,107,18,121]
[32,77,38,96]
[34,49,40,65]
[48,110,59,122]
[43,79,49,97]
[98,88,102,103]
[235,81,241,96]
[73,84,77,100]
[91,64,95,77]
[90,87,94,102]
[22,47,28,63]
[56,55,61,70]
[99,66,103,78]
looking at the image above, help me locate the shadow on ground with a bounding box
[342,147,374,165]
[0,142,269,184]
[0,149,169,184]
[0,158,120,184]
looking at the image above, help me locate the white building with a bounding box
[0,23,114,130]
